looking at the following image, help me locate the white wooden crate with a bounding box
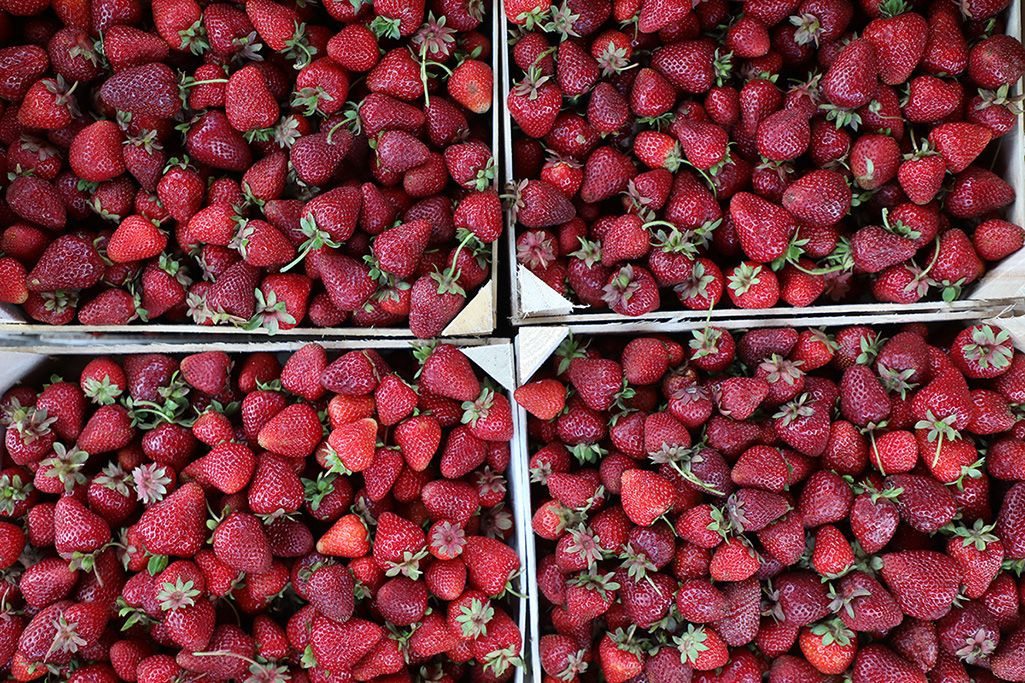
[502,5,1025,327]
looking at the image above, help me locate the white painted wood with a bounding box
[506,9,1025,325]
[517,266,578,317]
[461,342,516,392]
[515,327,569,385]
[442,281,496,337]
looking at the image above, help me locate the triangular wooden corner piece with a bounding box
[516,327,569,386]
[517,265,577,317]
[442,281,495,336]
[460,343,516,392]
[984,313,1025,352]
[0,352,44,396]
[0,304,26,324]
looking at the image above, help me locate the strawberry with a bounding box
[0,45,49,101]
[822,38,879,109]
[673,624,729,671]
[974,219,1025,261]
[598,630,644,683]
[107,216,168,263]
[420,343,480,402]
[257,403,323,458]
[799,618,857,675]
[508,179,576,228]
[880,551,961,620]
[851,644,923,681]
[946,167,1015,219]
[69,120,125,183]
[317,514,371,558]
[515,380,567,421]
[507,66,562,139]
[448,59,493,114]
[136,482,207,559]
[968,34,1025,90]
[782,169,851,227]
[463,536,519,596]
[730,192,797,263]
[100,63,181,118]
[372,220,432,279]
[212,512,272,573]
[8,176,68,231]
[619,470,674,526]
[325,417,377,472]
[850,133,900,190]
[726,261,780,309]
[504,0,551,25]
[863,9,926,84]
[245,0,313,62]
[186,110,253,172]
[327,23,379,71]
[182,442,255,494]
[898,148,946,205]
[103,26,172,72]
[950,324,1013,379]
[650,39,719,94]
[580,146,636,204]
[17,76,79,129]
[996,482,1025,558]
[224,64,279,134]
[929,122,992,173]
[602,264,660,316]
[947,520,1003,600]
[455,190,503,243]
[839,365,891,427]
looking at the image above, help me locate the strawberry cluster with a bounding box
[506,0,1025,315]
[0,0,498,336]
[516,323,1025,681]
[0,343,522,681]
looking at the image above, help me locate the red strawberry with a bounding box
[53,496,110,558]
[968,34,1025,89]
[182,442,255,494]
[508,179,576,228]
[107,216,167,263]
[100,63,181,118]
[212,512,272,573]
[136,482,207,558]
[620,470,674,526]
[880,551,961,620]
[726,262,780,309]
[257,403,322,458]
[69,120,125,183]
[515,379,567,421]
[946,167,1015,219]
[974,219,1024,261]
[372,220,432,279]
[449,59,492,114]
[730,192,797,263]
[507,66,562,139]
[863,9,927,84]
[929,122,992,173]
[821,38,879,110]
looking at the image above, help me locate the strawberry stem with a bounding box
[443,229,478,281]
[280,215,340,272]
[183,78,228,87]
[867,428,884,476]
[916,236,943,281]
[190,650,259,666]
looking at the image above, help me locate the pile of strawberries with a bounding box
[506,0,1025,315]
[0,0,498,336]
[516,322,1025,681]
[0,342,522,681]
